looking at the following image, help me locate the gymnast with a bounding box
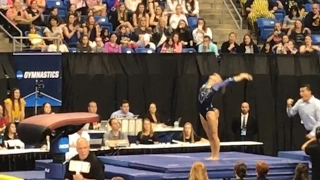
[198,73,253,160]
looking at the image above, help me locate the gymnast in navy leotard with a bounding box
[198,73,252,160]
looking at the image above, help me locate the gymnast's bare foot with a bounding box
[205,156,219,161]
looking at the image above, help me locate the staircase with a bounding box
[0,31,15,52]
[199,0,248,46]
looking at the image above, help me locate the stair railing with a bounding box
[221,0,243,38]
[0,11,23,52]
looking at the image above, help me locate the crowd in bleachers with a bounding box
[0,0,219,53]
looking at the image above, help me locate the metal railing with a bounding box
[12,36,63,52]
[0,11,23,51]
[221,0,243,38]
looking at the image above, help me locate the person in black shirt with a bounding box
[144,103,163,124]
[136,118,159,144]
[1,122,20,149]
[302,126,320,180]
[64,137,105,180]
[177,122,207,143]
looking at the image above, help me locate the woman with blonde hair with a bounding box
[177,122,207,143]
[136,118,159,144]
[189,162,209,180]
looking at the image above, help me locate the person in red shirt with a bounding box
[0,105,8,133]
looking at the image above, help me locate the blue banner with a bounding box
[13,53,62,107]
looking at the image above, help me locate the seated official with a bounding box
[87,101,101,130]
[177,122,207,143]
[69,128,90,149]
[64,138,105,180]
[110,100,134,118]
[144,103,164,124]
[102,118,128,147]
[136,118,159,145]
[1,122,22,149]
[302,126,320,180]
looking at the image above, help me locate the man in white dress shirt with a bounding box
[110,100,134,118]
[287,84,320,139]
[69,127,90,148]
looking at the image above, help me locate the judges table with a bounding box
[0,141,263,172]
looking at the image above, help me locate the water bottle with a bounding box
[174,121,179,128]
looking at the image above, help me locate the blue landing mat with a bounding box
[35,159,52,170]
[98,152,307,179]
[105,165,163,180]
[278,151,310,161]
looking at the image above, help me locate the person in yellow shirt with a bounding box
[4,88,26,123]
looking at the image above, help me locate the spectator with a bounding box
[169,5,188,30]
[86,0,107,16]
[63,14,81,47]
[77,35,92,52]
[165,0,183,14]
[189,162,209,180]
[288,19,311,47]
[28,25,46,51]
[26,0,45,11]
[278,0,306,16]
[285,40,298,54]
[152,17,171,47]
[92,37,105,52]
[124,0,141,12]
[47,34,69,52]
[26,0,45,27]
[172,33,182,52]
[173,19,193,47]
[221,32,239,53]
[70,0,87,15]
[43,16,63,45]
[245,0,277,34]
[6,0,31,34]
[101,27,110,43]
[237,34,259,54]
[48,6,65,25]
[117,25,136,48]
[150,6,167,29]
[293,164,309,180]
[105,33,121,53]
[148,0,160,14]
[182,0,199,17]
[192,18,212,47]
[299,35,320,54]
[261,42,272,54]
[108,3,133,31]
[282,6,303,31]
[256,161,269,180]
[66,4,81,24]
[136,118,159,144]
[160,36,175,53]
[234,162,247,180]
[133,3,149,27]
[272,35,289,54]
[266,22,286,46]
[198,35,218,54]
[134,17,156,50]
[83,15,101,42]
[304,3,320,34]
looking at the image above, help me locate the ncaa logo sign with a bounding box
[57,137,69,153]
[16,71,23,80]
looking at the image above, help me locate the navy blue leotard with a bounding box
[198,77,234,120]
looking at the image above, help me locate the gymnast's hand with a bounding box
[233,73,253,82]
